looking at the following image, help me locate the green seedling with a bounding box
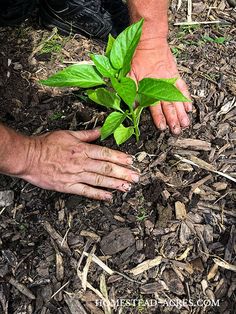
[137,208,149,222]
[171,47,182,57]
[201,35,227,44]
[41,19,190,145]
[49,112,64,121]
[40,28,65,54]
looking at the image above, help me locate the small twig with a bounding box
[174,20,224,26]
[50,281,70,300]
[0,207,6,216]
[175,154,236,183]
[187,0,192,22]
[177,0,182,11]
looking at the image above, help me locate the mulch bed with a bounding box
[0,1,235,313]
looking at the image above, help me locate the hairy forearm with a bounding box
[0,123,32,176]
[128,0,169,43]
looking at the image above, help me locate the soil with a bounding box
[0,1,236,314]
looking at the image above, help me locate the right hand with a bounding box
[21,129,139,200]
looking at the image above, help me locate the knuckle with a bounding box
[95,174,104,186]
[101,147,111,158]
[73,143,86,155]
[80,185,89,196]
[103,163,113,175]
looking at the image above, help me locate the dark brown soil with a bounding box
[0,1,236,314]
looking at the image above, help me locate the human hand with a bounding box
[130,38,192,135]
[21,129,139,200]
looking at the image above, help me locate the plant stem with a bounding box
[131,110,140,142]
[134,123,140,142]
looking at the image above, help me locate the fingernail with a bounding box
[131,173,140,183]
[159,123,166,131]
[172,125,181,135]
[186,104,192,112]
[122,183,132,192]
[182,118,190,128]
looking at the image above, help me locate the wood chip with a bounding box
[136,151,148,162]
[64,293,88,314]
[56,252,64,282]
[140,281,166,294]
[163,270,185,295]
[169,138,211,151]
[100,228,135,255]
[175,201,187,220]
[42,221,71,255]
[80,230,101,242]
[8,277,35,300]
[129,256,162,276]
[207,263,219,281]
[212,182,228,191]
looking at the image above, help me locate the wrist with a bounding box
[137,36,168,51]
[128,0,169,40]
[0,125,36,177]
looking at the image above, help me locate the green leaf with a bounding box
[101,112,126,140]
[114,124,134,145]
[106,34,115,56]
[111,77,137,107]
[158,78,178,85]
[41,64,105,88]
[138,94,160,107]
[87,88,121,111]
[138,78,190,102]
[90,54,116,78]
[110,19,144,75]
[214,37,226,44]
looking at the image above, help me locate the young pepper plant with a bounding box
[41,19,190,145]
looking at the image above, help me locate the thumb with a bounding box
[70,128,101,142]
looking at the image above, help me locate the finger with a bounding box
[64,183,113,201]
[77,172,133,192]
[70,129,101,142]
[84,144,134,166]
[176,79,192,112]
[150,103,167,131]
[174,102,190,128]
[162,102,181,135]
[83,159,140,183]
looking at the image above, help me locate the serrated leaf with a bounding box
[87,88,121,111]
[111,77,136,107]
[114,124,134,145]
[138,78,190,102]
[101,112,126,140]
[41,64,105,88]
[106,34,115,56]
[110,19,144,75]
[90,54,116,78]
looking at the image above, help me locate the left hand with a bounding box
[130,38,192,135]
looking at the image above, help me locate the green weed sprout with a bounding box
[41,19,190,145]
